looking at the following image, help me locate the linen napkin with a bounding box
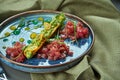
[0,0,120,80]
[31,0,120,80]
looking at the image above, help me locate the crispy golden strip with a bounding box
[23,13,66,59]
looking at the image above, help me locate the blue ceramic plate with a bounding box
[0,10,94,73]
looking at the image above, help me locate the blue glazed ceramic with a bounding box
[0,10,94,73]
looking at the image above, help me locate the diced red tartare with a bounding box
[6,42,26,62]
[37,40,73,60]
[60,21,89,40]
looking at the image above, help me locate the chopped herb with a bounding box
[55,31,60,40]
[22,46,27,50]
[2,46,6,49]
[12,41,16,45]
[12,17,25,35]
[18,17,25,27]
[33,25,42,29]
[13,29,21,35]
[32,20,38,25]
[27,40,32,44]
[73,21,77,39]
[27,20,33,26]
[73,21,79,45]
[3,38,8,42]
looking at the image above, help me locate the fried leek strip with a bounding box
[24,13,66,59]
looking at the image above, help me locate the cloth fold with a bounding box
[31,56,91,80]
[0,0,120,80]
[40,0,64,10]
[0,0,40,23]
